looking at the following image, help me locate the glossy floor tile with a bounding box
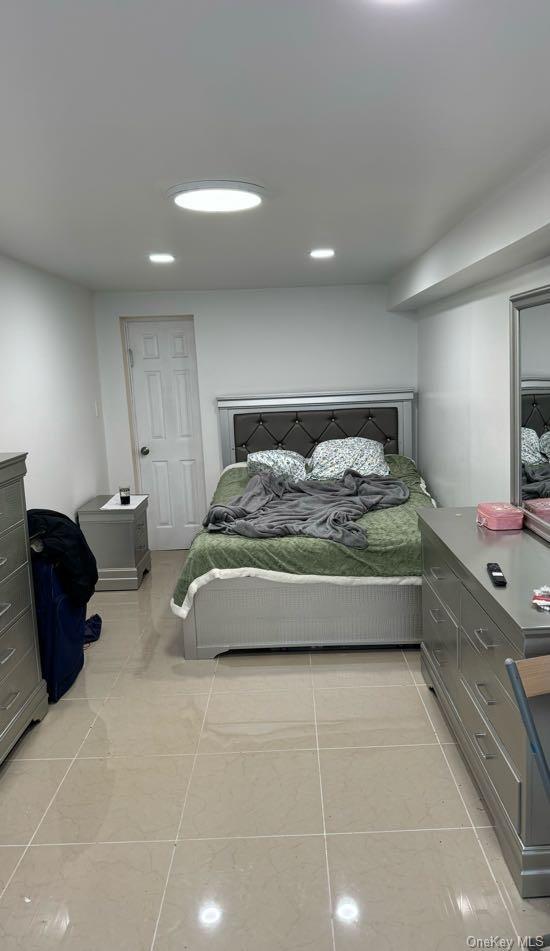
[0,842,172,951]
[154,836,333,951]
[314,684,437,748]
[180,750,324,838]
[0,558,526,950]
[0,759,69,845]
[199,688,316,753]
[35,755,194,844]
[320,745,470,832]
[327,829,514,950]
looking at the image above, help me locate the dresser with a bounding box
[419,507,550,898]
[77,495,151,591]
[0,454,48,764]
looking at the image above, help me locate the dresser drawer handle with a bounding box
[0,557,7,568]
[0,602,12,619]
[430,566,446,581]
[0,647,16,666]
[473,731,496,760]
[473,628,494,651]
[0,689,21,712]
[475,681,497,706]
[429,608,447,625]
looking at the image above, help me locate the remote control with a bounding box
[487,562,507,587]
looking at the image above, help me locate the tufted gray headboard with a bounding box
[217,391,416,468]
[521,381,550,437]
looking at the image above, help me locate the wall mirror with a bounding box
[511,285,550,543]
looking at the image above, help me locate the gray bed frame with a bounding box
[182,390,422,659]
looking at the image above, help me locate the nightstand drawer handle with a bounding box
[0,689,20,712]
[0,602,12,619]
[430,566,446,581]
[475,681,497,706]
[0,647,16,666]
[473,731,496,760]
[473,628,494,650]
[429,608,447,625]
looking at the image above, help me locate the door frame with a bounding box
[119,315,206,507]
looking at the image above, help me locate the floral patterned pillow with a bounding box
[521,427,545,465]
[247,449,307,481]
[540,431,550,460]
[306,437,390,481]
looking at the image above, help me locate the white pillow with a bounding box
[247,449,307,481]
[521,427,544,465]
[540,431,550,460]
[306,436,389,481]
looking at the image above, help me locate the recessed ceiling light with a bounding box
[169,181,264,213]
[149,253,175,264]
[309,247,335,260]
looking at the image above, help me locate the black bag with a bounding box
[27,509,98,606]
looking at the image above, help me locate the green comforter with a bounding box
[172,455,433,612]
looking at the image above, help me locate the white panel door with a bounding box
[127,318,206,550]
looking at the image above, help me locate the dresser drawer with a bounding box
[422,533,460,621]
[458,678,521,831]
[0,611,36,689]
[460,587,519,700]
[422,580,458,698]
[0,524,27,585]
[0,479,25,536]
[460,626,524,769]
[0,647,40,740]
[0,565,32,636]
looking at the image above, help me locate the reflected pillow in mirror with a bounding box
[540,431,550,460]
[521,427,545,465]
[247,449,307,481]
[306,436,390,481]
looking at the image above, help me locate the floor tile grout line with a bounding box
[148,655,218,951]
[11,825,496,849]
[310,652,337,951]
[401,649,520,940]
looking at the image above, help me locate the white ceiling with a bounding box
[2,0,550,291]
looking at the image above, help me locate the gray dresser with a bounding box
[419,507,550,898]
[0,454,48,764]
[77,495,151,591]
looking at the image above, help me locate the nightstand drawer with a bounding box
[0,565,31,637]
[422,533,460,621]
[0,611,36,689]
[422,579,458,698]
[460,587,519,700]
[459,678,521,830]
[0,524,28,585]
[0,648,40,740]
[0,480,25,537]
[460,625,523,769]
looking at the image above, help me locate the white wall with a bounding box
[0,253,108,515]
[94,285,418,499]
[417,254,550,507]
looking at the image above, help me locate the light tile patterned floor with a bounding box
[0,551,549,949]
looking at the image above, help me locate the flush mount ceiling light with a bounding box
[169,181,264,213]
[309,247,335,260]
[148,252,175,264]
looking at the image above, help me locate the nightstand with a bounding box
[77,495,151,591]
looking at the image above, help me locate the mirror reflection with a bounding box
[520,301,550,514]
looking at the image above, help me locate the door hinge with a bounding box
[128,347,134,368]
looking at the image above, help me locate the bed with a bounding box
[171,390,434,658]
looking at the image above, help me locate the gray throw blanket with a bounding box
[203,469,410,548]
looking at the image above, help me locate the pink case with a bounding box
[476,502,524,530]
[523,498,550,523]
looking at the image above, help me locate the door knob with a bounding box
[140,446,150,456]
